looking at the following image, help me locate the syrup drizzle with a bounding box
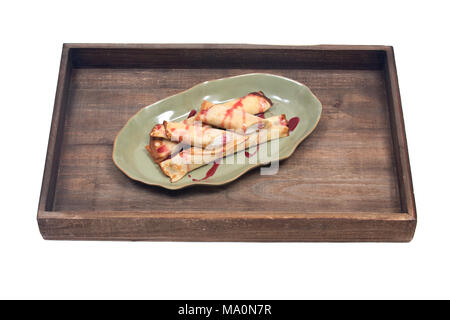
[192,160,221,181]
[197,108,209,121]
[245,145,260,158]
[156,145,168,153]
[288,117,300,131]
[187,109,197,118]
[221,99,243,128]
[233,99,243,108]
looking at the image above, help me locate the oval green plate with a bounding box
[113,73,322,190]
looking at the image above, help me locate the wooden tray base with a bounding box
[38,44,416,241]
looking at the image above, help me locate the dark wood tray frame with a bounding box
[37,44,416,241]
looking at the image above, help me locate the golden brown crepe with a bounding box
[147,101,215,162]
[263,114,288,128]
[209,91,273,114]
[158,138,247,182]
[159,115,288,182]
[146,137,181,163]
[148,92,278,178]
[150,93,270,139]
[245,115,289,148]
[150,123,169,139]
[148,113,286,166]
[150,101,214,139]
[194,92,273,134]
[164,121,247,149]
[195,103,271,134]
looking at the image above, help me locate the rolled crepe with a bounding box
[146,137,181,163]
[150,101,214,139]
[164,121,247,149]
[151,114,286,166]
[264,114,288,128]
[148,94,273,164]
[159,115,288,182]
[208,91,273,115]
[159,137,248,182]
[159,139,246,183]
[195,102,271,134]
[245,115,289,148]
[150,123,170,139]
[151,92,270,139]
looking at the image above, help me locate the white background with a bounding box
[1,0,449,299]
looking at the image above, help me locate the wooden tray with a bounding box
[37,44,416,241]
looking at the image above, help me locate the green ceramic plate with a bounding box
[113,73,322,190]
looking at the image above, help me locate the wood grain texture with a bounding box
[38,45,72,212]
[37,44,416,241]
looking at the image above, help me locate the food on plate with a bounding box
[150,101,214,139]
[195,102,271,134]
[244,115,289,148]
[205,91,273,115]
[158,115,289,182]
[163,121,247,149]
[145,91,293,183]
[146,138,180,163]
[159,138,247,182]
